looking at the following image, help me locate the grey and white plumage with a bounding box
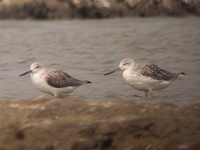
[19,62,91,97]
[104,58,185,97]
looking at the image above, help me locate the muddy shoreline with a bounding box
[0,98,199,150]
[0,0,200,19]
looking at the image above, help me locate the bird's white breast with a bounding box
[31,70,51,94]
[122,69,171,91]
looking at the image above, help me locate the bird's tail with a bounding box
[176,72,186,80]
[178,72,186,77]
[84,80,92,84]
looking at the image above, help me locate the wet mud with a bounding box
[0,98,199,150]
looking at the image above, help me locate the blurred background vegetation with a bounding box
[0,0,199,19]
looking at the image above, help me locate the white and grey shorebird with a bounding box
[19,62,91,97]
[104,58,185,97]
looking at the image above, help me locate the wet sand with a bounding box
[0,98,199,150]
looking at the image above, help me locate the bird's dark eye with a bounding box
[35,66,39,68]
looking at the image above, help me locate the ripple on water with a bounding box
[0,17,199,106]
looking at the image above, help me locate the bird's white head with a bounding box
[30,62,43,74]
[19,62,43,76]
[104,58,136,75]
[119,58,135,71]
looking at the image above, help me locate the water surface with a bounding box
[0,17,199,106]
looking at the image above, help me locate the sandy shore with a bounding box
[0,0,200,19]
[0,98,199,150]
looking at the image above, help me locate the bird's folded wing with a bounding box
[46,70,85,88]
[137,64,176,81]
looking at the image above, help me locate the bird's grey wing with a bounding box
[137,64,176,81]
[46,70,86,88]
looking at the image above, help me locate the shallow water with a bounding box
[0,17,199,106]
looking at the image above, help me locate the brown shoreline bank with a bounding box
[0,0,200,19]
[0,98,200,150]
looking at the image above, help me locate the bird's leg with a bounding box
[149,90,153,98]
[145,91,148,97]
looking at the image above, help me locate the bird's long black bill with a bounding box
[104,68,119,76]
[19,70,32,76]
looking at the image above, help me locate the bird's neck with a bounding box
[123,64,137,75]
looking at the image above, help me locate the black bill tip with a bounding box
[19,70,32,76]
[104,68,119,76]
[104,70,116,75]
